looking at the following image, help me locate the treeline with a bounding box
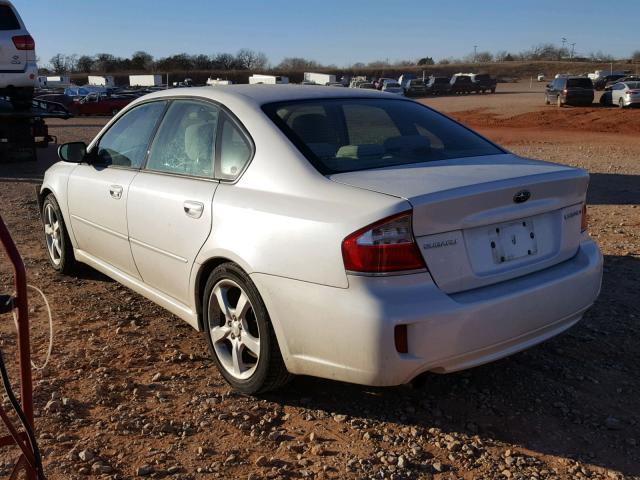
[43,44,640,75]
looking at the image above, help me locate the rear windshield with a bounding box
[567,78,593,88]
[0,5,20,30]
[263,98,503,174]
[626,82,640,89]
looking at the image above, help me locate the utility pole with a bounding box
[570,43,576,60]
[474,45,478,63]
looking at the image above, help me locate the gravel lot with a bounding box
[0,83,638,479]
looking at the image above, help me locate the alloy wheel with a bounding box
[43,203,62,266]
[208,279,260,380]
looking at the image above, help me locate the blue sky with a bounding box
[13,0,640,67]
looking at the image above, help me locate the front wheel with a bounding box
[618,98,626,109]
[42,194,78,274]
[203,263,291,394]
[557,95,563,107]
[545,94,550,105]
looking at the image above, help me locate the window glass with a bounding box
[0,6,20,30]
[96,101,166,168]
[218,117,252,180]
[147,100,219,178]
[566,78,593,88]
[264,99,503,174]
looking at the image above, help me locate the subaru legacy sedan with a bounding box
[39,86,603,393]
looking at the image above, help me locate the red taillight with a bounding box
[342,211,426,274]
[562,89,568,95]
[581,204,588,233]
[12,35,35,50]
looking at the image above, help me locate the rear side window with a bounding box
[264,98,503,174]
[216,116,252,180]
[567,78,593,88]
[0,5,20,30]
[147,100,219,178]
[96,101,166,168]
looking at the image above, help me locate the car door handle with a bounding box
[183,200,204,219]
[109,185,123,199]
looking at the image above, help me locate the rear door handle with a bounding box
[183,200,204,219]
[109,185,123,199]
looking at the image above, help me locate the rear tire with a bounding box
[42,194,78,274]
[202,263,291,394]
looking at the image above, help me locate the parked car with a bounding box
[381,82,404,95]
[470,74,497,94]
[41,85,602,393]
[69,92,134,116]
[450,75,473,94]
[606,81,640,108]
[374,78,395,90]
[425,76,451,95]
[0,0,37,109]
[545,77,594,107]
[404,79,427,97]
[356,82,376,89]
[398,73,417,89]
[594,74,625,91]
[604,75,640,90]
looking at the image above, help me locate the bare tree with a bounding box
[49,53,77,74]
[212,53,237,70]
[276,57,321,70]
[76,55,94,73]
[131,51,154,71]
[235,49,268,70]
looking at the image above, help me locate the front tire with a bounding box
[557,95,563,107]
[202,263,291,394]
[545,94,550,105]
[618,98,626,109]
[42,194,78,274]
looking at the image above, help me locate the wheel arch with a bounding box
[193,255,293,367]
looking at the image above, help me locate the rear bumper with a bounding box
[0,63,37,89]
[253,240,602,386]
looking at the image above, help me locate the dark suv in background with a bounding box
[425,77,451,95]
[545,77,594,107]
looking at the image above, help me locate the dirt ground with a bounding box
[0,83,638,479]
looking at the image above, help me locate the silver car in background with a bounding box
[610,81,640,108]
[39,86,603,393]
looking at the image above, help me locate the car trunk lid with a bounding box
[330,154,589,293]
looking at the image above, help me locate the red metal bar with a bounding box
[0,213,37,480]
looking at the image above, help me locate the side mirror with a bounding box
[58,142,87,163]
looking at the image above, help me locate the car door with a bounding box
[67,100,167,278]
[126,99,221,305]
[611,83,624,104]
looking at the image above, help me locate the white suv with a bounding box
[0,0,36,109]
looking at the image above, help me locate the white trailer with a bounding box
[129,74,163,87]
[303,72,336,85]
[88,75,114,87]
[45,76,71,86]
[206,77,233,86]
[248,74,289,85]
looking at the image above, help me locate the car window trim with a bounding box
[141,98,221,180]
[87,99,170,170]
[131,95,255,184]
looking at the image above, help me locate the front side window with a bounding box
[264,98,503,174]
[146,100,219,178]
[95,101,166,168]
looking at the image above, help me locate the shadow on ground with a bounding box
[266,254,640,477]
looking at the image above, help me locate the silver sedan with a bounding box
[610,81,640,108]
[39,86,602,393]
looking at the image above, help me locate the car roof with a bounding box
[136,84,401,108]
